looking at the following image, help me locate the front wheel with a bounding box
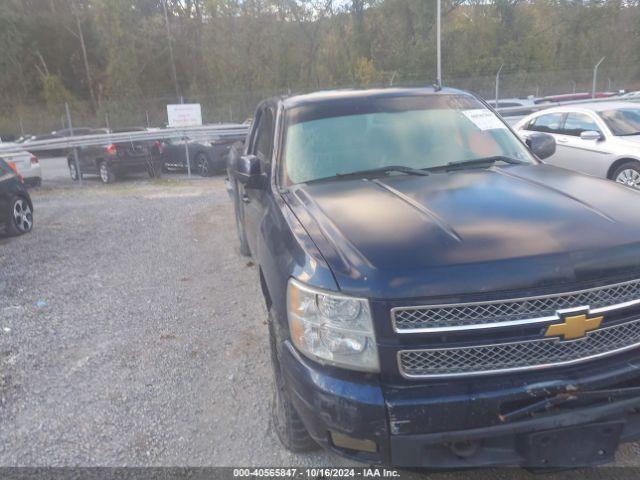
[148,162,163,179]
[269,314,318,452]
[196,153,211,177]
[99,161,116,184]
[69,160,81,181]
[234,189,251,256]
[7,196,33,235]
[613,161,640,190]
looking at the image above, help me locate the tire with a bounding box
[612,161,640,190]
[234,187,251,256]
[269,313,318,452]
[148,162,163,179]
[68,160,81,181]
[7,196,33,235]
[33,177,42,188]
[98,161,116,184]
[196,152,211,177]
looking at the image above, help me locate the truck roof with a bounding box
[280,86,470,110]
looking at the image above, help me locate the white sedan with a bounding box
[514,101,640,189]
[0,147,42,187]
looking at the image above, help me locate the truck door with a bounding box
[243,106,275,256]
[521,112,565,165]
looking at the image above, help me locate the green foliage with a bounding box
[42,75,79,108]
[354,57,379,86]
[0,0,638,134]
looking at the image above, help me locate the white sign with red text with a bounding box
[167,103,202,127]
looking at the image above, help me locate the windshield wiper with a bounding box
[334,165,430,179]
[445,155,527,171]
[617,131,640,136]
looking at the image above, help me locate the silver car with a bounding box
[515,101,640,189]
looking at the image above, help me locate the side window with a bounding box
[527,113,564,134]
[563,113,601,137]
[252,109,274,164]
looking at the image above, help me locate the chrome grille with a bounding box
[399,317,640,378]
[392,279,640,332]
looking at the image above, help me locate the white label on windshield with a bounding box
[462,109,507,130]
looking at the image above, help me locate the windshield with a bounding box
[282,94,534,184]
[599,108,640,136]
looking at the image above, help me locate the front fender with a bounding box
[255,192,337,330]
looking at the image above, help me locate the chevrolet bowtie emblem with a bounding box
[545,312,603,341]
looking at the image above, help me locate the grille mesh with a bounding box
[393,280,640,330]
[399,318,640,377]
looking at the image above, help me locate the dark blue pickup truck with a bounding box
[227,87,640,468]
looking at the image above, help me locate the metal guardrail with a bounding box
[0,96,638,156]
[0,123,250,155]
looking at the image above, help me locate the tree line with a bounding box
[0,0,638,133]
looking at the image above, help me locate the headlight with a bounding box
[287,278,379,372]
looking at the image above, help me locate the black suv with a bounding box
[68,129,162,184]
[227,87,640,468]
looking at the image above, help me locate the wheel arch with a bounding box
[197,150,212,164]
[607,157,640,179]
[19,193,33,211]
[259,266,273,312]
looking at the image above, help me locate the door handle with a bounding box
[557,137,568,143]
[242,194,250,203]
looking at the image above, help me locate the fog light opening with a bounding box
[449,440,478,459]
[330,431,377,453]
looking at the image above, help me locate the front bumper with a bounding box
[281,341,640,467]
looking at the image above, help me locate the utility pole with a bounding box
[495,64,503,106]
[73,1,97,112]
[436,0,442,88]
[163,0,180,102]
[65,103,82,185]
[592,57,605,99]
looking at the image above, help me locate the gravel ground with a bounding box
[0,157,638,476]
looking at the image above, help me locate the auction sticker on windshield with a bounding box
[462,109,507,130]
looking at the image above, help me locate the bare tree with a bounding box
[69,1,97,112]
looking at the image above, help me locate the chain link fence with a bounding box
[2,66,639,140]
[447,65,640,101]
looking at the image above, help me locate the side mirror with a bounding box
[525,132,556,160]
[580,130,603,141]
[236,154,265,188]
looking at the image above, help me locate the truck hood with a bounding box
[287,164,640,299]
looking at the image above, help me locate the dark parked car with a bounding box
[0,158,33,235]
[51,127,97,137]
[25,128,105,156]
[67,128,162,184]
[162,134,246,177]
[227,87,640,468]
